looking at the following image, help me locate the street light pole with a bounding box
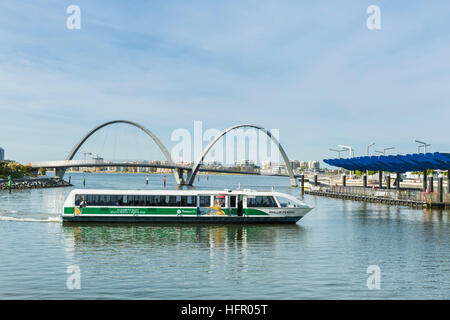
[384,147,395,155]
[329,148,346,159]
[329,148,346,175]
[415,140,430,154]
[338,145,354,158]
[81,152,92,161]
[375,147,395,156]
[367,143,375,156]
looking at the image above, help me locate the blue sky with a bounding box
[0,1,449,164]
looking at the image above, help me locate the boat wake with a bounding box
[0,215,61,223]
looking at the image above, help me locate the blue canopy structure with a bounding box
[323,152,450,173]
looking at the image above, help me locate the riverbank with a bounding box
[0,177,72,191]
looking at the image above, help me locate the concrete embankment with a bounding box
[0,177,72,190]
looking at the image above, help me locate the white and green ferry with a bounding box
[62,189,313,223]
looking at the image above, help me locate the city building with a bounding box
[300,161,308,169]
[270,164,287,175]
[235,160,256,171]
[308,161,320,171]
[262,161,273,170]
[0,147,4,162]
[289,160,301,170]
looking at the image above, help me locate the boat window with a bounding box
[145,195,155,206]
[247,196,278,208]
[113,196,118,205]
[199,196,211,207]
[185,196,197,207]
[229,196,236,208]
[168,196,177,206]
[75,194,84,206]
[277,196,299,208]
[214,196,225,208]
[155,195,167,206]
[77,194,199,207]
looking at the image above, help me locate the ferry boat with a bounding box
[62,189,313,223]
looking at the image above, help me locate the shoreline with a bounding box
[0,176,72,191]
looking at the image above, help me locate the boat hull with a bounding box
[62,215,305,224]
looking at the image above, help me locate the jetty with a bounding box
[300,151,450,209]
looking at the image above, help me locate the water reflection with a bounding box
[62,223,304,248]
[62,223,306,281]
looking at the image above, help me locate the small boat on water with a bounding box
[62,189,313,223]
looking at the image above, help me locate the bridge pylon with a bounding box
[55,167,66,179]
[176,168,193,186]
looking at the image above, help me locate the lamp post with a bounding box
[81,151,92,161]
[338,145,354,158]
[415,140,430,154]
[338,145,354,177]
[375,147,395,156]
[329,148,346,176]
[367,143,375,156]
[365,143,375,177]
[329,148,346,159]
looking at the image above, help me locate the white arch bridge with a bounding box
[30,120,299,187]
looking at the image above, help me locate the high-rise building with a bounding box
[235,160,255,169]
[0,147,4,162]
[308,160,320,171]
[262,161,273,170]
[289,160,300,170]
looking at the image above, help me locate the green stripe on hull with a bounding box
[63,207,269,216]
[245,208,270,216]
[65,207,197,215]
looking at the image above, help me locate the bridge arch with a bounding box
[186,124,298,187]
[65,120,182,184]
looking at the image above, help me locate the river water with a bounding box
[0,173,448,299]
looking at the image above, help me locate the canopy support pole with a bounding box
[396,172,401,190]
[447,170,450,194]
[378,171,383,188]
[423,170,428,192]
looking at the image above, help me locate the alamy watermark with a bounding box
[171,121,281,165]
[366,5,381,30]
[66,265,81,290]
[66,5,81,30]
[366,265,381,290]
[65,5,381,31]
